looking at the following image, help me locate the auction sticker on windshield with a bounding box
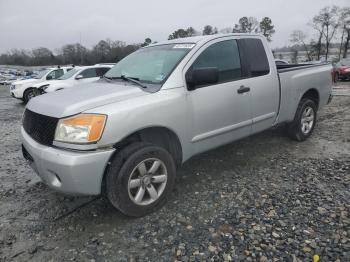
[173,44,195,49]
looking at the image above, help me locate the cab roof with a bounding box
[149,33,263,47]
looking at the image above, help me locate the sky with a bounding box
[0,0,348,53]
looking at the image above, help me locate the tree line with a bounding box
[288,5,350,62]
[167,17,275,41]
[0,17,276,66]
[0,40,140,67]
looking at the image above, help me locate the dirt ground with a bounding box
[0,83,349,261]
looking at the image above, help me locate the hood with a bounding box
[27,81,148,118]
[13,78,39,86]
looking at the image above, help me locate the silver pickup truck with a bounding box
[21,34,333,216]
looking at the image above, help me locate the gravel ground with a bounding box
[0,83,349,262]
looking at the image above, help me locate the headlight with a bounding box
[55,114,107,144]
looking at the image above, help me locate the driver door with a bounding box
[185,38,252,154]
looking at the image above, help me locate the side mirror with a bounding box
[46,75,53,80]
[75,74,83,80]
[186,67,219,90]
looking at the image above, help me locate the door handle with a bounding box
[237,85,250,94]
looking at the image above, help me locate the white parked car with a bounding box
[10,66,73,103]
[31,65,113,97]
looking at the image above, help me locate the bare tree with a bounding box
[344,24,350,58]
[290,30,312,61]
[291,49,299,64]
[337,7,350,59]
[313,6,339,61]
[311,12,326,60]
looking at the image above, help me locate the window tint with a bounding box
[241,39,270,77]
[96,67,110,77]
[191,40,242,84]
[80,68,97,78]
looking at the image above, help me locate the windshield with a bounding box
[105,43,195,84]
[58,68,79,80]
[33,69,50,79]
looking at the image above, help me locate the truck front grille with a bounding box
[22,109,59,146]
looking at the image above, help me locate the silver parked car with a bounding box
[22,34,333,217]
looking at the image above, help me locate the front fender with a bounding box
[84,88,193,162]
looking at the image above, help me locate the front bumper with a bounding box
[21,127,115,195]
[11,88,23,99]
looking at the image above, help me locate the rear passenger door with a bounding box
[185,38,252,154]
[238,38,280,133]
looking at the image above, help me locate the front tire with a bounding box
[23,88,38,103]
[106,142,176,217]
[287,98,317,141]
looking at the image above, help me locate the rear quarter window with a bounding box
[240,38,270,77]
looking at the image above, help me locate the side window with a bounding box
[46,70,55,80]
[46,69,64,80]
[191,40,242,84]
[80,68,97,78]
[47,69,64,79]
[241,39,270,77]
[54,69,64,79]
[96,67,110,77]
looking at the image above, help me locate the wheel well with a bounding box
[23,87,34,95]
[101,127,183,194]
[114,127,183,167]
[301,89,319,108]
[23,88,35,101]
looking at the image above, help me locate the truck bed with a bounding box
[276,63,333,124]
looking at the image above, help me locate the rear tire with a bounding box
[287,98,317,141]
[106,142,176,217]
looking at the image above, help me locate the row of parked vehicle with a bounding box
[0,68,34,85]
[9,64,114,103]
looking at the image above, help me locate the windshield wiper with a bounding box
[117,75,148,89]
